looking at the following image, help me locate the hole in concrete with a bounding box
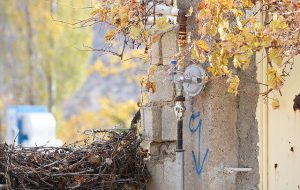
[293,94,300,111]
[274,163,278,169]
[291,147,294,152]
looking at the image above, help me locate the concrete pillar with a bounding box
[142,28,240,190]
[141,1,258,189]
[141,29,178,190]
[236,59,260,190]
[185,79,238,190]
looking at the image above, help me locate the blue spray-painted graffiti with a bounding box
[189,112,209,176]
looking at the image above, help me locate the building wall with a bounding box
[236,58,260,190]
[141,1,260,189]
[141,2,300,189]
[258,54,300,190]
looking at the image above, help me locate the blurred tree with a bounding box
[0,0,141,143]
[0,0,92,112]
[59,97,138,143]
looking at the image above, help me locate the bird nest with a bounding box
[0,129,149,190]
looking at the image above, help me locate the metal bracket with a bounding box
[224,167,253,174]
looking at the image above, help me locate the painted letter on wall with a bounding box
[189,112,209,176]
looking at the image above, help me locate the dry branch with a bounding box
[0,129,149,190]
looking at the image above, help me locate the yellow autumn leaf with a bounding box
[203,22,217,36]
[269,15,288,32]
[218,20,229,40]
[208,24,218,36]
[151,34,161,43]
[233,48,252,70]
[191,49,206,63]
[110,5,119,18]
[195,40,210,52]
[249,16,256,24]
[144,80,156,93]
[129,25,140,40]
[236,17,243,30]
[136,74,147,84]
[219,19,229,29]
[150,82,157,93]
[241,0,254,8]
[156,17,171,31]
[191,49,198,60]
[271,99,280,109]
[148,65,158,76]
[267,67,284,90]
[220,0,233,8]
[261,35,272,48]
[220,65,232,76]
[186,6,193,17]
[201,9,212,19]
[269,48,283,66]
[105,30,115,42]
[119,6,130,27]
[253,23,264,34]
[236,10,243,17]
[207,66,220,76]
[227,75,240,95]
[233,56,242,68]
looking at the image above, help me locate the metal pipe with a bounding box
[177,119,183,150]
[178,12,187,51]
[176,145,184,190]
[175,100,185,190]
[176,118,184,190]
[174,11,187,190]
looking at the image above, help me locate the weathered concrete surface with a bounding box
[236,60,260,190]
[161,30,178,65]
[151,40,161,65]
[143,77,240,190]
[146,156,176,190]
[141,106,162,141]
[148,68,174,103]
[186,78,239,190]
[161,104,177,141]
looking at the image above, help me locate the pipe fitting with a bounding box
[224,167,253,174]
[174,101,185,120]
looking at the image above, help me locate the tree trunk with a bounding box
[24,0,35,105]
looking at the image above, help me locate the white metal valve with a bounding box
[183,64,207,97]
